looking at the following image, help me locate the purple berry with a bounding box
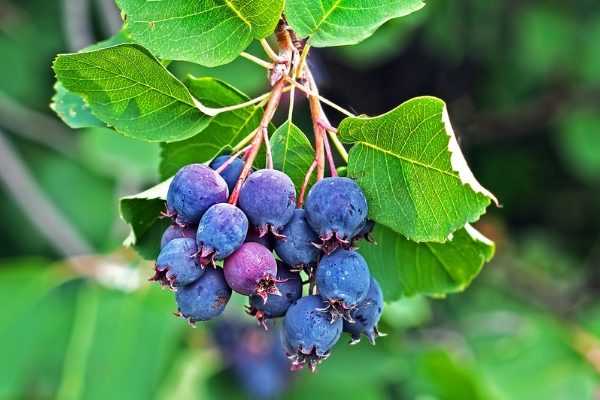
[166,164,229,225]
[274,209,320,269]
[282,295,342,372]
[151,238,203,290]
[238,169,296,237]
[175,267,232,324]
[210,155,245,193]
[247,266,303,328]
[223,242,279,301]
[160,224,197,249]
[305,177,368,254]
[196,203,248,266]
[343,277,385,345]
[316,249,370,321]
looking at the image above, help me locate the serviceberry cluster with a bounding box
[153,153,384,371]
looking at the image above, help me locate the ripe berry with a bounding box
[343,277,385,345]
[282,295,343,372]
[247,266,302,328]
[160,224,197,249]
[274,209,320,269]
[210,155,245,193]
[238,169,296,237]
[151,238,203,290]
[223,242,279,301]
[315,249,370,321]
[175,266,232,324]
[305,177,368,253]
[196,203,248,266]
[166,164,229,225]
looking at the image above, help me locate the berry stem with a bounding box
[228,79,286,205]
[325,126,349,164]
[307,70,326,181]
[193,91,272,117]
[263,126,274,169]
[322,130,337,177]
[240,51,274,70]
[298,159,317,207]
[214,145,252,174]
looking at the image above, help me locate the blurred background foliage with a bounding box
[1,0,600,399]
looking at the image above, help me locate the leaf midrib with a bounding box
[59,52,195,109]
[357,141,460,180]
[311,0,343,34]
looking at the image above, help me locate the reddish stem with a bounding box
[307,72,325,181]
[297,160,317,207]
[322,131,337,177]
[228,79,287,205]
[214,145,252,174]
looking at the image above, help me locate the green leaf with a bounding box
[159,77,263,179]
[285,0,425,47]
[53,44,210,142]
[359,224,494,301]
[120,179,171,259]
[51,30,133,130]
[116,0,284,67]
[339,96,497,243]
[270,122,314,192]
[51,82,104,129]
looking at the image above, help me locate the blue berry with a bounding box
[238,169,296,237]
[196,203,248,266]
[175,267,232,324]
[166,164,229,225]
[248,266,303,328]
[274,209,320,269]
[305,177,368,253]
[151,238,203,290]
[343,277,385,345]
[223,242,279,301]
[316,249,370,321]
[210,155,245,193]
[160,224,197,249]
[282,295,342,371]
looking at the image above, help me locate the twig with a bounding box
[260,38,281,62]
[322,130,337,177]
[228,79,287,205]
[94,0,122,37]
[193,92,271,117]
[215,145,252,174]
[0,92,75,157]
[240,52,274,70]
[298,160,317,207]
[284,77,356,118]
[0,129,93,256]
[62,0,95,51]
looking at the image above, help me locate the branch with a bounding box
[0,129,93,256]
[62,0,95,51]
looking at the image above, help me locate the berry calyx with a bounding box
[196,203,248,266]
[223,242,280,302]
[151,238,204,290]
[343,277,386,345]
[247,266,302,329]
[166,164,229,226]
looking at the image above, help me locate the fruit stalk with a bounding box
[307,71,326,181]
